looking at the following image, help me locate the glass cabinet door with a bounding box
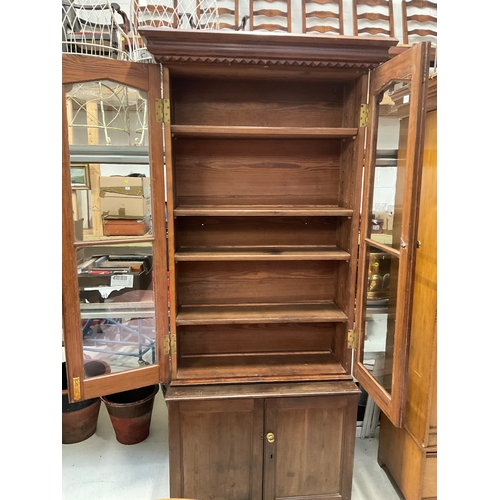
[62,55,169,402]
[353,43,430,427]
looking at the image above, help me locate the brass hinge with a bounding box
[359,104,369,128]
[72,377,81,401]
[348,329,357,349]
[155,98,170,123]
[165,333,177,355]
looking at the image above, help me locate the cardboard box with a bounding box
[74,218,84,241]
[102,216,151,236]
[100,176,150,197]
[100,176,151,218]
[101,196,151,218]
[373,210,394,233]
[78,254,153,303]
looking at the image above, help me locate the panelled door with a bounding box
[353,42,431,427]
[168,392,358,500]
[62,55,170,402]
[263,395,358,500]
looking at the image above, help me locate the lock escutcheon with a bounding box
[266,432,275,443]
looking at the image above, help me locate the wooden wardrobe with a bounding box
[377,74,437,500]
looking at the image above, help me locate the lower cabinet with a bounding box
[378,414,437,500]
[165,382,359,500]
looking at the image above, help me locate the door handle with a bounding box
[266,432,275,443]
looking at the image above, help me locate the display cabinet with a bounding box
[139,30,401,390]
[62,28,431,500]
[377,74,437,500]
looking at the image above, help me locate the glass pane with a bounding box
[78,244,156,375]
[368,81,411,250]
[66,79,156,376]
[66,80,148,147]
[361,246,399,395]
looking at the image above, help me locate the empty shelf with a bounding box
[175,246,350,261]
[176,303,348,325]
[173,351,347,384]
[174,205,354,216]
[171,125,358,139]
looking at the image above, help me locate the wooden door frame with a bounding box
[353,42,430,427]
[62,54,169,401]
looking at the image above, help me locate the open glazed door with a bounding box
[353,42,430,427]
[62,55,170,402]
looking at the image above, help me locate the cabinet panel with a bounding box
[405,108,437,447]
[171,77,346,127]
[378,414,437,500]
[169,398,264,500]
[167,386,359,500]
[173,138,341,207]
[264,395,358,500]
[177,261,338,305]
[421,453,437,499]
[175,216,341,248]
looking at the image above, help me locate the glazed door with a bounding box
[62,54,170,402]
[353,43,430,427]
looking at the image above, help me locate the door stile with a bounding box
[62,84,86,402]
[162,64,178,381]
[263,398,277,500]
[149,62,171,385]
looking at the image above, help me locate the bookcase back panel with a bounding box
[178,323,336,355]
[177,261,337,305]
[175,216,339,248]
[172,78,346,127]
[174,138,340,206]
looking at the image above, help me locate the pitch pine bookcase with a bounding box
[62,29,431,500]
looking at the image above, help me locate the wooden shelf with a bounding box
[165,380,360,400]
[173,351,347,384]
[80,300,155,320]
[171,125,358,139]
[176,303,348,325]
[175,246,350,262]
[174,206,354,217]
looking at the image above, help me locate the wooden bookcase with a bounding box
[139,29,428,499]
[140,30,399,391]
[62,28,431,500]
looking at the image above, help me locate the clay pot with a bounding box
[83,359,111,378]
[101,384,159,445]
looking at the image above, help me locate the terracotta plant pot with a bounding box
[62,360,111,444]
[83,359,111,378]
[101,384,159,445]
[62,360,106,444]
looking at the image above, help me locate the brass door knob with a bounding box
[266,432,275,443]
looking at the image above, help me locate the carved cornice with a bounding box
[139,28,398,70]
